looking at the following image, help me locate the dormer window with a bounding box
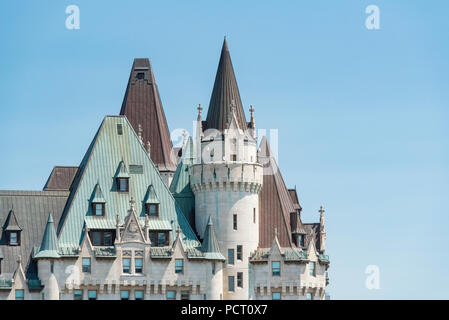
[136,72,144,80]
[9,231,19,246]
[117,178,129,192]
[145,203,159,217]
[92,203,105,216]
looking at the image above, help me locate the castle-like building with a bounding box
[0,39,329,300]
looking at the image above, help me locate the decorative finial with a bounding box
[17,255,22,265]
[138,124,143,145]
[249,105,255,117]
[116,213,121,226]
[146,140,151,156]
[197,104,203,121]
[176,225,181,235]
[129,197,136,210]
[319,206,325,215]
[182,130,188,148]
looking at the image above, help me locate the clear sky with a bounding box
[1,1,448,299]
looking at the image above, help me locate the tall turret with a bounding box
[190,39,263,299]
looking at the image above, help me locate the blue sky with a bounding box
[1,1,448,299]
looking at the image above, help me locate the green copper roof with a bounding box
[91,183,106,203]
[145,185,160,204]
[201,217,224,260]
[56,116,200,249]
[35,213,60,259]
[170,137,195,224]
[116,161,130,178]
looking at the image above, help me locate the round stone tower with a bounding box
[191,38,263,299]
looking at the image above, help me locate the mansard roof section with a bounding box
[205,38,248,132]
[0,190,68,278]
[43,166,78,191]
[258,136,296,248]
[120,58,176,172]
[56,116,200,249]
[35,213,60,259]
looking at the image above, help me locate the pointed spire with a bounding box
[201,217,222,257]
[205,38,247,132]
[4,208,22,231]
[120,58,176,172]
[35,213,60,259]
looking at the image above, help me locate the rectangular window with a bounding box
[228,249,235,265]
[175,259,184,274]
[181,290,190,300]
[15,289,24,300]
[117,178,129,192]
[237,245,243,260]
[237,272,243,288]
[135,258,143,273]
[233,214,237,230]
[157,232,166,247]
[228,276,235,292]
[104,231,113,246]
[149,231,169,247]
[135,290,144,300]
[212,262,215,275]
[306,293,313,300]
[88,290,97,300]
[272,261,281,276]
[74,290,83,300]
[82,258,91,273]
[272,292,281,300]
[93,203,104,216]
[166,290,176,300]
[253,208,256,223]
[120,290,129,300]
[92,231,102,246]
[146,203,159,217]
[232,154,237,161]
[123,258,131,274]
[10,232,18,245]
[309,262,316,276]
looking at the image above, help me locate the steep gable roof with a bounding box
[43,166,78,191]
[258,136,295,248]
[0,190,68,279]
[205,38,248,132]
[169,136,195,228]
[120,58,176,172]
[56,116,200,249]
[3,209,22,231]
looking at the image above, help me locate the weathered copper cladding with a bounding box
[120,58,176,172]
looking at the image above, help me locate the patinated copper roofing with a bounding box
[43,166,78,191]
[120,58,176,172]
[258,136,295,248]
[204,38,248,132]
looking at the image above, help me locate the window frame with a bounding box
[74,289,83,300]
[82,257,91,273]
[228,248,235,265]
[306,292,313,300]
[135,258,143,274]
[145,203,159,217]
[236,245,243,260]
[180,290,190,300]
[122,258,131,274]
[237,272,243,288]
[272,261,281,277]
[272,292,281,300]
[135,290,144,300]
[149,230,169,247]
[15,289,24,300]
[175,259,184,274]
[92,202,105,216]
[120,290,130,300]
[233,214,237,230]
[89,230,116,246]
[228,276,235,292]
[166,290,176,300]
[309,261,316,276]
[116,177,129,193]
[88,290,97,300]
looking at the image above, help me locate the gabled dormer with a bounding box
[144,185,160,218]
[90,183,106,217]
[115,161,130,193]
[3,209,22,246]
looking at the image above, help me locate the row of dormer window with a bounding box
[91,203,159,217]
[88,229,169,246]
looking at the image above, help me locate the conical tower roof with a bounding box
[120,58,176,172]
[35,213,60,259]
[205,38,248,132]
[201,217,224,261]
